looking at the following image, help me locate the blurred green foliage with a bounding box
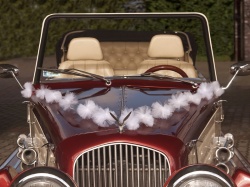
[145,0,234,59]
[0,0,234,60]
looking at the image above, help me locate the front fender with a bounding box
[232,168,250,187]
[0,167,14,187]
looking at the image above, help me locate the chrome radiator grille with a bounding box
[74,143,170,187]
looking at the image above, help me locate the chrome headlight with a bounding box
[167,165,235,187]
[11,167,76,187]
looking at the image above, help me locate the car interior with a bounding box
[55,30,199,78]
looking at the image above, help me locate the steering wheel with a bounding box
[144,65,188,78]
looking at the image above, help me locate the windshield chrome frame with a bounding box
[33,12,217,84]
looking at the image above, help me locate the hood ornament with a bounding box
[110,112,132,133]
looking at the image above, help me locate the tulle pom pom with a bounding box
[59,92,78,110]
[212,81,224,97]
[44,90,62,103]
[197,82,214,100]
[77,100,98,119]
[152,102,174,119]
[92,108,116,127]
[21,82,33,98]
[134,106,154,127]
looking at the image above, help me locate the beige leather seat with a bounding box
[58,37,114,78]
[137,34,198,78]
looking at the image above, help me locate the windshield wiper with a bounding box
[38,68,112,86]
[141,72,199,88]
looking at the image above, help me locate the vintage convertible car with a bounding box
[1,12,250,187]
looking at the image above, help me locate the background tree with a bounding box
[0,0,234,60]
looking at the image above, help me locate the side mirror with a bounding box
[223,62,250,90]
[0,64,24,89]
[230,62,250,76]
[0,64,19,78]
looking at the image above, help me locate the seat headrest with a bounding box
[67,37,103,60]
[147,35,184,58]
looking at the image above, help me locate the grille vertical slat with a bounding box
[74,143,170,187]
[92,151,96,187]
[153,151,157,187]
[125,145,129,186]
[82,152,85,186]
[165,158,168,181]
[120,144,123,187]
[103,147,107,187]
[87,152,90,187]
[159,152,162,186]
[109,146,112,187]
[136,147,140,187]
[131,145,134,187]
[75,156,79,185]
[114,145,118,187]
[148,149,151,186]
[142,148,145,187]
[98,148,101,187]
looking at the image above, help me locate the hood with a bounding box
[35,82,213,144]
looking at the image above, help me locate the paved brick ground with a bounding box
[0,57,35,164]
[0,58,250,164]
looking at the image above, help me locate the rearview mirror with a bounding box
[230,62,250,76]
[0,64,19,78]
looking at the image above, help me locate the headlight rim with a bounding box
[167,164,235,187]
[10,166,76,187]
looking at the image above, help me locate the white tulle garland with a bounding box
[77,100,116,127]
[21,81,224,130]
[21,83,77,110]
[120,106,154,130]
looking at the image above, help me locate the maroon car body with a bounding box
[1,12,250,187]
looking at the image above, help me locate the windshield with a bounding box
[34,13,216,84]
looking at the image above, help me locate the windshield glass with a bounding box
[35,13,215,83]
